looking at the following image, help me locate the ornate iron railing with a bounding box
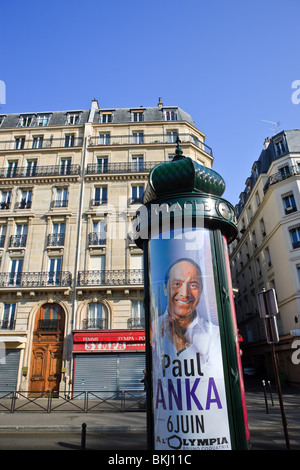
[0,164,81,179]
[38,319,61,331]
[81,318,108,329]
[9,235,27,248]
[88,133,213,155]
[50,199,68,209]
[0,137,83,151]
[88,232,106,245]
[263,165,300,193]
[0,271,72,288]
[86,161,161,174]
[77,269,144,286]
[127,317,145,329]
[47,233,65,246]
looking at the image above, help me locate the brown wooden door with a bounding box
[29,303,65,396]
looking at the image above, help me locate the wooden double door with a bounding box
[29,303,65,396]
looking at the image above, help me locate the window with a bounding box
[165,110,177,121]
[131,155,144,171]
[99,133,110,145]
[131,185,144,204]
[90,220,106,245]
[274,138,286,156]
[255,257,262,277]
[1,303,16,330]
[0,224,6,248]
[18,115,32,127]
[64,134,75,147]
[265,247,272,268]
[94,186,107,205]
[19,190,32,209]
[252,230,257,248]
[279,165,290,178]
[100,112,113,123]
[32,135,43,149]
[36,114,50,126]
[48,257,62,285]
[129,301,145,328]
[255,191,261,208]
[87,302,108,329]
[132,132,143,144]
[289,226,300,249]
[282,193,297,214]
[50,223,65,246]
[131,110,144,122]
[9,258,23,286]
[26,160,37,177]
[0,116,5,127]
[10,224,27,248]
[55,188,68,208]
[60,158,71,175]
[297,265,300,286]
[260,218,266,237]
[66,113,80,125]
[15,136,25,149]
[7,160,18,177]
[96,157,108,173]
[40,304,60,331]
[0,191,11,210]
[166,130,178,143]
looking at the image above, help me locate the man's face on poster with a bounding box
[166,260,202,320]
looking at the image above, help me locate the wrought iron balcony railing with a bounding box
[77,269,144,286]
[37,319,61,331]
[47,233,65,246]
[0,201,11,210]
[88,232,106,245]
[81,318,108,330]
[0,137,83,151]
[0,164,81,179]
[127,317,145,329]
[0,271,72,288]
[9,235,27,248]
[88,133,213,156]
[263,165,300,193]
[0,319,16,330]
[17,200,32,210]
[50,199,68,209]
[90,199,108,206]
[86,161,161,175]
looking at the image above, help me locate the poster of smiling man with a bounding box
[149,227,232,450]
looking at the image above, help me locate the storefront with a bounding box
[72,330,145,393]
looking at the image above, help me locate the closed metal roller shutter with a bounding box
[0,349,20,396]
[73,353,145,393]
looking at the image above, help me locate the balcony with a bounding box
[47,233,65,247]
[127,317,145,329]
[50,199,68,209]
[88,133,213,156]
[0,137,83,152]
[88,232,106,246]
[77,269,144,287]
[263,165,300,193]
[37,319,62,331]
[0,271,72,289]
[0,319,16,330]
[86,161,161,175]
[9,235,27,248]
[81,318,108,329]
[0,164,81,179]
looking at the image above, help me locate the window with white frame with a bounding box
[18,115,32,127]
[164,110,177,121]
[131,155,144,171]
[289,225,300,249]
[32,135,43,149]
[66,113,80,125]
[0,190,11,209]
[87,302,108,329]
[1,303,16,330]
[64,134,75,147]
[131,185,144,204]
[26,160,37,177]
[99,133,110,145]
[282,192,297,215]
[130,300,145,328]
[132,132,144,144]
[55,187,68,207]
[7,160,18,177]
[96,157,109,173]
[100,112,113,123]
[166,130,178,143]
[60,158,71,175]
[15,136,25,149]
[36,114,50,126]
[131,110,144,122]
[94,186,107,205]
[0,224,6,248]
[19,189,32,209]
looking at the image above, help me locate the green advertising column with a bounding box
[133,140,250,451]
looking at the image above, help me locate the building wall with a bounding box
[0,100,213,394]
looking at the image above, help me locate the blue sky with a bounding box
[1,0,300,205]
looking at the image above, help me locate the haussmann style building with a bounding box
[229,130,300,386]
[0,98,214,396]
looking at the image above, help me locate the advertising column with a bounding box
[133,140,250,450]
